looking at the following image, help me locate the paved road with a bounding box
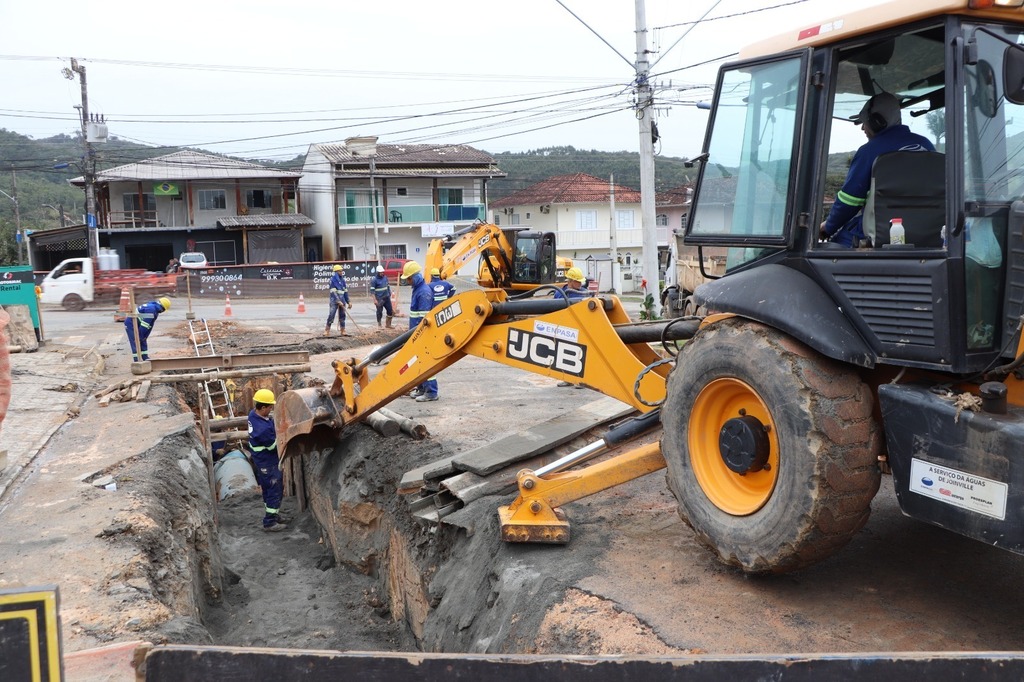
[38,287,646,358]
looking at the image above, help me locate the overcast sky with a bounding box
[1,0,887,165]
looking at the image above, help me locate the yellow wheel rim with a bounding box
[688,377,779,515]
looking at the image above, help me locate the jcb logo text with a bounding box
[507,329,586,377]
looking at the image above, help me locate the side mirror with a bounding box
[1004,45,1024,105]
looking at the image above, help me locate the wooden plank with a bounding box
[450,397,634,477]
[136,380,152,402]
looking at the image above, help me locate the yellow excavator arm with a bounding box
[423,222,573,291]
[424,223,518,289]
[275,288,700,543]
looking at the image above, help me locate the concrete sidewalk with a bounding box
[0,347,104,502]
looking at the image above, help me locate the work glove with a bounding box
[347,303,352,309]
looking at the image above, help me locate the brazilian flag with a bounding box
[154,182,179,196]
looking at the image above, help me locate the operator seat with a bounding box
[863,150,946,248]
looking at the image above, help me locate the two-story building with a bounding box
[300,138,505,264]
[489,173,684,291]
[63,150,310,271]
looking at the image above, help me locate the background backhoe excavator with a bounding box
[423,222,574,291]
[280,0,1024,576]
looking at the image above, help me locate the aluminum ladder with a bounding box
[189,319,235,421]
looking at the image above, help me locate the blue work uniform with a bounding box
[247,407,284,528]
[124,300,166,361]
[430,276,456,304]
[326,271,351,331]
[823,124,935,247]
[408,272,439,398]
[553,284,589,301]
[370,272,394,323]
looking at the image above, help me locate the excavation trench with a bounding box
[139,370,661,656]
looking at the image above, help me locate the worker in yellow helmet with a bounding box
[124,297,171,362]
[429,267,456,304]
[325,264,351,336]
[247,388,289,532]
[554,267,589,302]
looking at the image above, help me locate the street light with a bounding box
[42,204,67,227]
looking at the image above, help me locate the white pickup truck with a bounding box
[39,257,177,311]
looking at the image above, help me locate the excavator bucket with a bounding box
[275,386,345,460]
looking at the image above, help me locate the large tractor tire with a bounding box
[661,319,881,574]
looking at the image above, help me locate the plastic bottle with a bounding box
[889,218,906,245]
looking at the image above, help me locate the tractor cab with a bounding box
[684,0,1024,377]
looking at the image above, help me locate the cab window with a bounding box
[817,26,946,250]
[687,55,804,270]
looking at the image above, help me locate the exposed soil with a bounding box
[7,314,1024,671]
[201,488,412,651]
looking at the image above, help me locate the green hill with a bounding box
[0,129,694,266]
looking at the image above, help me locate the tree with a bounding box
[926,110,946,148]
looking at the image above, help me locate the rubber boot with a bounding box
[386,316,393,329]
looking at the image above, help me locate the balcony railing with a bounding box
[107,210,159,228]
[338,203,485,226]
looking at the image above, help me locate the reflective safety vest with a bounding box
[247,409,278,458]
[329,273,350,304]
[136,301,164,330]
[370,274,391,301]
[430,278,456,304]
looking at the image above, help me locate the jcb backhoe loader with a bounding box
[280,0,1024,576]
[423,222,573,291]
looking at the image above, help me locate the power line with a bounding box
[654,0,810,31]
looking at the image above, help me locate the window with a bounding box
[511,213,521,225]
[438,188,463,205]
[689,56,801,245]
[396,187,408,197]
[122,193,156,212]
[380,244,407,260]
[246,189,273,209]
[576,210,597,230]
[526,212,531,219]
[198,190,226,210]
[656,214,668,226]
[121,193,156,226]
[616,210,635,229]
[494,214,501,226]
[680,214,688,230]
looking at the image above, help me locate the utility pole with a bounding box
[12,171,21,265]
[609,174,618,294]
[0,174,21,265]
[68,59,98,262]
[634,0,659,307]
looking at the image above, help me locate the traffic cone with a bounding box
[114,288,131,322]
[297,293,306,313]
[391,291,402,316]
[224,294,232,317]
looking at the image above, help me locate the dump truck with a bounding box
[424,222,573,291]
[279,0,1024,576]
[38,257,178,311]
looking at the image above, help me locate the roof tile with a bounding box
[490,173,641,208]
